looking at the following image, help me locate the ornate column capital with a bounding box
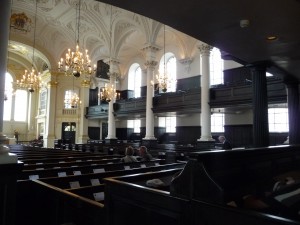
[142,43,160,62]
[47,81,58,88]
[198,43,213,56]
[81,79,90,88]
[145,60,158,70]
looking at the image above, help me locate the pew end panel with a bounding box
[16,179,105,225]
[104,169,191,225]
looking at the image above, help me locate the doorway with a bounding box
[62,122,76,144]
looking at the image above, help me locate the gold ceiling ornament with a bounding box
[10,12,32,33]
[152,25,176,93]
[58,0,96,79]
[16,0,41,93]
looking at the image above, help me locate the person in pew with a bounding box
[218,136,232,150]
[138,146,153,161]
[120,146,138,163]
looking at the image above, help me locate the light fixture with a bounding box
[58,0,96,79]
[152,24,176,93]
[16,0,41,93]
[99,83,120,103]
[64,77,81,108]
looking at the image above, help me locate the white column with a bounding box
[44,81,58,148]
[142,45,159,140]
[198,44,214,141]
[78,80,90,143]
[0,0,12,155]
[106,72,117,139]
[27,91,38,141]
[143,60,157,140]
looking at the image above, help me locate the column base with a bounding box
[44,135,56,148]
[196,141,215,150]
[141,139,157,148]
[142,136,157,140]
[78,135,89,144]
[105,138,118,144]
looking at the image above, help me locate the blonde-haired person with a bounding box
[120,146,138,163]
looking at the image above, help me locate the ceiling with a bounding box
[8,0,300,84]
[96,0,300,82]
[8,0,199,79]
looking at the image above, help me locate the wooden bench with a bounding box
[18,159,164,180]
[103,145,300,225]
[16,162,185,225]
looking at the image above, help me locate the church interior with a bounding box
[1,0,300,224]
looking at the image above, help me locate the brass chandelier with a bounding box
[99,83,119,103]
[16,0,41,93]
[58,0,96,78]
[153,25,176,93]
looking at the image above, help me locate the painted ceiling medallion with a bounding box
[10,12,32,33]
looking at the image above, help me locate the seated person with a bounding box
[218,136,232,150]
[138,146,153,161]
[120,146,138,163]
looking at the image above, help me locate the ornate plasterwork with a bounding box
[145,60,158,70]
[198,43,213,55]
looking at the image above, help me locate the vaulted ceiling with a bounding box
[96,0,300,82]
[8,0,199,79]
[9,0,300,83]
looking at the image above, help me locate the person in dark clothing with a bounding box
[138,146,153,161]
[218,136,232,150]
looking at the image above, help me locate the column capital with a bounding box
[47,81,58,88]
[198,43,213,55]
[141,44,161,52]
[142,43,160,62]
[81,79,90,88]
[179,57,193,73]
[145,60,158,70]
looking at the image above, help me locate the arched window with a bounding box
[14,89,28,121]
[3,72,13,121]
[158,53,177,93]
[128,63,141,98]
[39,90,47,115]
[210,47,224,86]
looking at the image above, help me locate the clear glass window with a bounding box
[3,72,13,121]
[268,108,289,132]
[127,119,141,133]
[128,63,141,98]
[210,47,224,86]
[211,113,224,132]
[159,116,176,133]
[14,89,28,121]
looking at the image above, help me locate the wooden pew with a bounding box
[35,162,186,190]
[19,154,120,164]
[16,163,185,225]
[16,179,105,225]
[103,145,300,225]
[18,159,164,180]
[22,158,122,170]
